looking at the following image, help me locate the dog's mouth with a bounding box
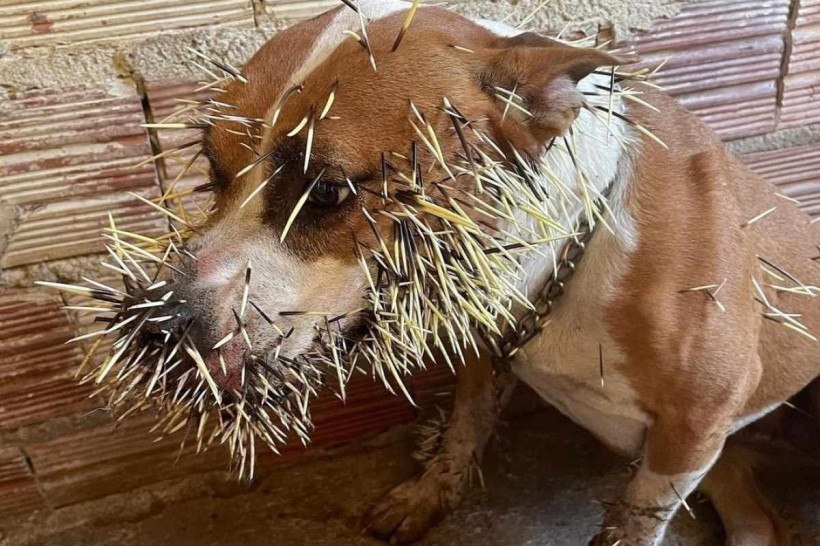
[130,279,373,406]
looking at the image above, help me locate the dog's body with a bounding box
[367,76,819,546]
[179,2,819,544]
[516,84,820,467]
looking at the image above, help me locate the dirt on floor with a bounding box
[2,406,819,546]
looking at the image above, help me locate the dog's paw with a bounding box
[588,501,671,546]
[364,465,465,544]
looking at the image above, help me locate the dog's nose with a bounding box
[159,298,196,331]
[135,279,197,335]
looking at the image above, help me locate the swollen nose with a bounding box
[137,280,196,335]
[159,298,196,331]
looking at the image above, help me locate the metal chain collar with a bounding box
[485,190,612,367]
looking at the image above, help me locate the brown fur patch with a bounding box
[607,88,819,474]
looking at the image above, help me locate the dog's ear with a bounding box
[478,37,638,156]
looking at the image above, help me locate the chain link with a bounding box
[486,198,605,369]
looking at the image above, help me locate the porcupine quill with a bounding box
[36,26,684,480]
[391,0,420,52]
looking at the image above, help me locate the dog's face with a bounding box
[176,6,628,396]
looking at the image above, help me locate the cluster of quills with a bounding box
[37,1,815,479]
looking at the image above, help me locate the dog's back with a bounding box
[616,86,819,418]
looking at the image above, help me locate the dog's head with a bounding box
[183,2,629,379]
[69,0,635,470]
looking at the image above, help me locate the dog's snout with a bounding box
[185,234,246,284]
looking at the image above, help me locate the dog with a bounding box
[156,1,819,544]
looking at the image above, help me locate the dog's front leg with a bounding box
[365,351,517,544]
[590,415,728,546]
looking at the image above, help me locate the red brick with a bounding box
[0,289,95,431]
[742,142,820,218]
[305,374,416,446]
[25,414,226,508]
[0,0,254,51]
[0,87,167,268]
[629,0,790,140]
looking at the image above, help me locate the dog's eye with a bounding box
[308,181,351,207]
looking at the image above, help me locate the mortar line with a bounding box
[251,0,265,27]
[726,122,820,155]
[133,73,179,236]
[775,0,801,126]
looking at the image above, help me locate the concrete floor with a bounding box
[4,407,819,546]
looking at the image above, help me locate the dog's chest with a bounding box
[511,226,650,457]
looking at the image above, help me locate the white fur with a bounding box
[285,0,408,89]
[621,452,720,546]
[187,222,367,359]
[512,150,650,458]
[729,402,782,434]
[469,20,650,458]
[510,69,637,303]
[510,95,647,459]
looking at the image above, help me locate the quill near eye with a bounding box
[37,1,819,545]
[308,179,353,206]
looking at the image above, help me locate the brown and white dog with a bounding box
[179,1,819,544]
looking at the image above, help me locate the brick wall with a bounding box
[1,0,819,523]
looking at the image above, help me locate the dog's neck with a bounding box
[470,15,634,299]
[514,72,633,301]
